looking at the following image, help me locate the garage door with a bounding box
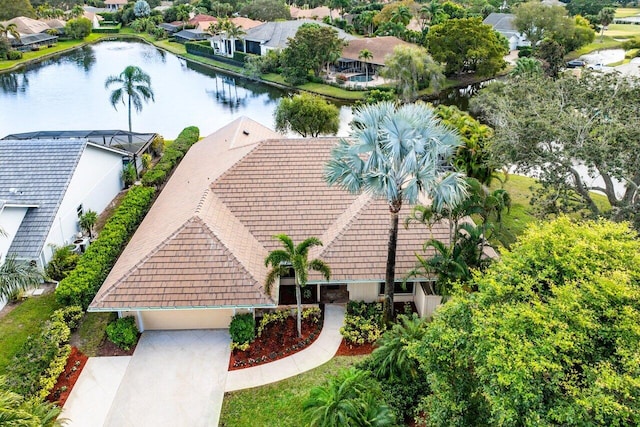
[140,309,234,330]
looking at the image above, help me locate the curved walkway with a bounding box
[224,304,345,392]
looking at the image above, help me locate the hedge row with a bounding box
[55,186,156,308]
[92,24,121,34]
[6,306,83,400]
[185,41,216,59]
[141,126,199,187]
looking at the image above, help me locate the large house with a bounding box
[0,139,126,271]
[88,118,449,331]
[338,36,412,74]
[3,16,59,51]
[211,19,356,58]
[105,0,127,11]
[483,13,529,51]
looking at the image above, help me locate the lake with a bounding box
[0,40,355,139]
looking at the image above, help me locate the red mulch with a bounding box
[229,316,323,370]
[96,336,137,356]
[335,339,376,356]
[47,347,88,406]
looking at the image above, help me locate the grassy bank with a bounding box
[0,293,60,373]
[220,356,366,426]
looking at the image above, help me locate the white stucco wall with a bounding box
[414,283,442,318]
[0,206,28,265]
[347,282,380,303]
[42,144,123,264]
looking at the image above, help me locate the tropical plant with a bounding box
[597,7,615,41]
[381,44,444,102]
[69,4,84,19]
[175,3,192,30]
[64,17,92,40]
[46,245,80,282]
[0,23,20,43]
[106,316,139,350]
[325,102,467,324]
[79,209,98,239]
[134,0,151,17]
[303,368,395,427]
[264,234,331,337]
[0,254,42,302]
[0,376,64,427]
[274,93,340,137]
[105,65,155,133]
[358,49,373,82]
[368,313,427,381]
[510,57,543,78]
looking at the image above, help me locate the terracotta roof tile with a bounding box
[90,118,453,311]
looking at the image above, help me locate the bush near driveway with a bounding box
[141,126,199,187]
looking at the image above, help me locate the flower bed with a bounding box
[229,309,323,370]
[47,346,88,406]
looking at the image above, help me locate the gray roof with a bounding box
[12,33,58,47]
[2,130,155,156]
[244,19,356,49]
[0,139,86,260]
[483,13,517,32]
[174,29,208,41]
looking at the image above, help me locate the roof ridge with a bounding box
[92,220,193,304]
[312,192,375,259]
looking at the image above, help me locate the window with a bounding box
[76,204,84,218]
[379,281,414,295]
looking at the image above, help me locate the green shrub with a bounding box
[150,134,164,156]
[5,306,82,400]
[55,186,156,308]
[341,301,384,345]
[65,17,93,39]
[7,50,23,60]
[92,24,121,33]
[186,41,215,58]
[140,126,198,187]
[257,309,290,337]
[229,313,256,350]
[233,51,248,63]
[106,316,139,350]
[46,245,80,281]
[122,163,137,187]
[302,306,321,323]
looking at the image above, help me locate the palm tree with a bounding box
[358,49,373,81]
[0,23,20,44]
[598,7,616,42]
[0,254,42,302]
[175,4,192,30]
[265,234,331,337]
[390,5,412,26]
[510,57,542,78]
[303,368,395,427]
[221,19,245,57]
[105,65,155,133]
[79,209,98,239]
[70,5,85,19]
[325,102,467,324]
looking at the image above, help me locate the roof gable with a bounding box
[341,36,413,65]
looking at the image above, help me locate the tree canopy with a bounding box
[274,93,340,138]
[281,23,346,85]
[240,0,290,22]
[381,45,444,103]
[415,217,640,426]
[0,0,35,20]
[426,17,508,76]
[471,72,640,230]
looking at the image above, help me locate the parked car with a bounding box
[587,63,613,72]
[566,59,586,68]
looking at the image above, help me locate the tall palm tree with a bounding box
[325,102,467,324]
[0,254,42,302]
[222,20,245,57]
[598,7,616,42]
[390,5,412,26]
[265,234,331,338]
[175,4,192,30]
[0,23,20,44]
[358,49,373,81]
[104,65,155,133]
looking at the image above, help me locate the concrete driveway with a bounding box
[103,330,230,427]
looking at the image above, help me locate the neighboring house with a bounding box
[2,130,157,174]
[0,139,126,270]
[11,33,58,51]
[483,12,529,51]
[159,22,182,34]
[188,13,217,28]
[290,6,337,21]
[88,117,449,331]
[338,36,413,74]
[173,29,209,44]
[105,0,127,11]
[83,11,104,29]
[216,19,357,57]
[4,16,50,34]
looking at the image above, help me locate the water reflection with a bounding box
[0,40,318,138]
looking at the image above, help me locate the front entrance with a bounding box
[320,284,348,304]
[279,284,318,305]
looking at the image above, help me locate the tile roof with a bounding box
[244,19,356,49]
[90,118,452,311]
[483,13,517,33]
[0,139,86,259]
[341,36,413,66]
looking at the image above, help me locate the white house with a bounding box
[104,0,127,11]
[0,138,126,270]
[483,13,529,51]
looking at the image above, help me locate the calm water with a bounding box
[0,40,354,139]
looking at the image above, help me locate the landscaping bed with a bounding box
[229,310,323,370]
[47,346,88,406]
[335,339,375,356]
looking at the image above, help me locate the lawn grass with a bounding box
[489,173,611,247]
[220,355,366,427]
[73,312,115,357]
[615,7,640,18]
[0,293,60,374]
[298,82,365,100]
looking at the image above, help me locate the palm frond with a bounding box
[309,259,331,281]
[296,237,323,256]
